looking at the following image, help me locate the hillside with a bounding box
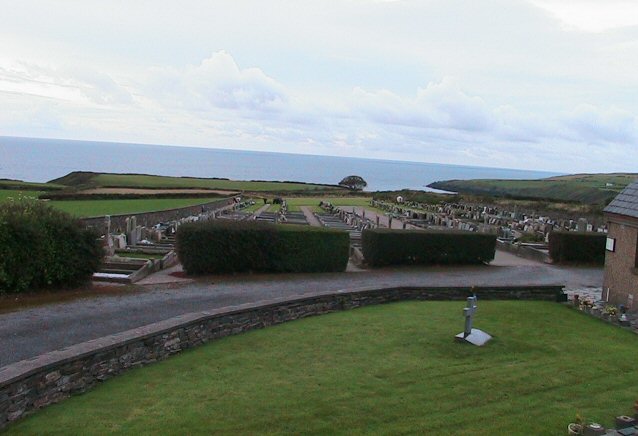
[427,173,638,205]
[49,171,346,193]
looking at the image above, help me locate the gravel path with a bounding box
[0,262,601,368]
[300,206,322,226]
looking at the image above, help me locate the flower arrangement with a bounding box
[603,305,618,317]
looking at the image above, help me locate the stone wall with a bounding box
[496,241,550,263]
[603,215,638,308]
[0,285,564,430]
[80,198,234,235]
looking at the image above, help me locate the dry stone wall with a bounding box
[0,285,564,430]
[80,198,234,235]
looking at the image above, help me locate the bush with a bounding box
[548,231,606,264]
[0,198,103,293]
[176,220,349,274]
[362,229,496,267]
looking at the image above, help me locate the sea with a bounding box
[0,136,561,191]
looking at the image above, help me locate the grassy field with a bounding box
[428,173,638,204]
[0,180,63,190]
[0,190,43,203]
[8,301,638,435]
[283,196,374,212]
[50,172,344,193]
[49,198,221,217]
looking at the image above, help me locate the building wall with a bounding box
[602,216,638,308]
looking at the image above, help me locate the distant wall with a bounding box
[496,241,550,263]
[0,284,564,430]
[80,198,234,235]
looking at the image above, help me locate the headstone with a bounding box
[455,295,492,346]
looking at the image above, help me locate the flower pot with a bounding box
[568,423,583,435]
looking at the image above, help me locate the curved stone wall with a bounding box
[0,285,564,429]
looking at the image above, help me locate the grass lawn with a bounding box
[0,190,43,203]
[8,301,638,435]
[49,198,221,217]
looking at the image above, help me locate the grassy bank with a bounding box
[8,301,638,435]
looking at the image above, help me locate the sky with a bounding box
[1,0,637,173]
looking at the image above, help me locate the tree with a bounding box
[339,175,367,191]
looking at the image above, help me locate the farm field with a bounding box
[50,172,345,193]
[428,173,638,204]
[8,301,637,435]
[48,198,222,217]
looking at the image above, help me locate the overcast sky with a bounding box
[1,0,637,173]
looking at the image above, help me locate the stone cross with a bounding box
[455,293,492,346]
[463,295,478,338]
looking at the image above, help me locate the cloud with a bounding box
[350,78,493,132]
[0,60,132,106]
[563,104,638,144]
[146,51,287,113]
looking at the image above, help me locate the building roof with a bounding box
[604,179,638,219]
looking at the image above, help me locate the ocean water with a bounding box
[1,136,560,191]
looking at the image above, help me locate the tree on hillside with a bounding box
[339,175,367,191]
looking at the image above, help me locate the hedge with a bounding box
[548,231,606,264]
[362,229,496,267]
[0,199,103,293]
[176,220,349,274]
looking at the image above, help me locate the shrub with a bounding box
[0,198,102,293]
[548,231,605,264]
[362,229,496,267]
[176,220,349,274]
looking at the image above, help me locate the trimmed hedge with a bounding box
[0,199,103,293]
[362,229,496,267]
[176,220,349,274]
[548,231,606,264]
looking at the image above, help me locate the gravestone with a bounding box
[455,295,492,346]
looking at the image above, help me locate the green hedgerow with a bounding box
[0,197,103,293]
[176,220,349,274]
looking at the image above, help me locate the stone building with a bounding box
[602,180,638,309]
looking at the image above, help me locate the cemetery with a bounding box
[1,173,636,434]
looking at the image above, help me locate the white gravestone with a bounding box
[455,295,492,346]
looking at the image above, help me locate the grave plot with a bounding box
[315,212,361,248]
[279,211,309,225]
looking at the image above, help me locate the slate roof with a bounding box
[604,179,638,219]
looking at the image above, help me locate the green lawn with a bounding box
[49,198,221,218]
[0,190,43,203]
[283,197,376,213]
[84,173,343,192]
[8,301,638,435]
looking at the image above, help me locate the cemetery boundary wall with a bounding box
[496,241,551,263]
[0,284,564,429]
[79,198,234,235]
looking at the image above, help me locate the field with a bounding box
[50,172,344,193]
[0,179,63,191]
[8,301,638,435]
[48,198,221,217]
[0,190,42,202]
[428,173,638,204]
